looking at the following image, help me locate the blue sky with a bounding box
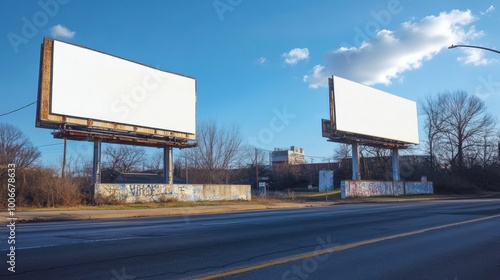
[1,0,499,166]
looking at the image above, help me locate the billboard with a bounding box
[37,38,196,140]
[329,76,419,145]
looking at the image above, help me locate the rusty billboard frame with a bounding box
[36,37,196,148]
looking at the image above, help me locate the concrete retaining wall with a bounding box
[403,181,434,195]
[95,184,251,203]
[341,180,433,199]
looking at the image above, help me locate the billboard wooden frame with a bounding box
[36,37,196,147]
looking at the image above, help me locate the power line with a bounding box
[37,143,63,148]
[0,101,37,117]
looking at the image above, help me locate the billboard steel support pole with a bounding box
[392,148,400,181]
[164,147,174,184]
[352,143,360,180]
[92,139,102,184]
[168,147,173,184]
[163,147,170,184]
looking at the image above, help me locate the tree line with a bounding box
[421,90,499,192]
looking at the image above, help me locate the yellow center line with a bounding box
[194,214,500,280]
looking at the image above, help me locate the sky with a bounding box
[1,0,500,167]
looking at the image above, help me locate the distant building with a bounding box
[271,146,305,167]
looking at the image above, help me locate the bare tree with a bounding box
[467,132,499,169]
[146,150,163,172]
[183,121,246,184]
[443,91,495,173]
[422,94,449,172]
[422,91,496,174]
[64,152,92,178]
[333,143,351,161]
[245,147,269,187]
[362,146,392,180]
[0,123,41,167]
[103,144,145,172]
[332,143,352,180]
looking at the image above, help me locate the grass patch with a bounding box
[292,190,341,201]
[16,199,264,212]
[341,194,460,203]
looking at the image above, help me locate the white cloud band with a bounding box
[304,9,488,88]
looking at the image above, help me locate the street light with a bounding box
[449,44,500,163]
[448,44,500,55]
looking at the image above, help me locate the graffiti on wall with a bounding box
[128,184,160,197]
[95,184,251,203]
[96,184,166,202]
[341,180,433,199]
[172,185,203,201]
[404,182,433,195]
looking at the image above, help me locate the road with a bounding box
[1,199,499,279]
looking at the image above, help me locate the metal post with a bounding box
[163,147,173,184]
[92,140,102,184]
[392,148,400,181]
[168,147,173,184]
[61,138,67,178]
[352,143,360,180]
[255,148,259,190]
[185,156,189,184]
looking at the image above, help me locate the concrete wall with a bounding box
[341,180,433,199]
[95,184,251,203]
[404,181,434,195]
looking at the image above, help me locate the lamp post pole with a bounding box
[448,44,500,55]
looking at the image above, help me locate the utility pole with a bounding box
[61,137,67,178]
[255,148,259,190]
[185,156,189,183]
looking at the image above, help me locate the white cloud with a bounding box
[257,57,267,64]
[481,5,495,15]
[283,48,309,65]
[457,48,492,65]
[50,24,75,39]
[304,9,486,88]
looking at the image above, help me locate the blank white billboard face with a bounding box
[332,76,419,144]
[51,40,196,135]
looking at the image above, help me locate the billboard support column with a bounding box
[352,143,360,180]
[164,147,174,184]
[392,148,400,181]
[92,140,102,184]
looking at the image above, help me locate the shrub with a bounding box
[158,195,179,203]
[432,174,479,194]
[0,166,85,208]
[93,193,127,206]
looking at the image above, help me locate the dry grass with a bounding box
[0,166,86,208]
[16,199,257,211]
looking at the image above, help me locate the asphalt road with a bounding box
[1,199,499,280]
